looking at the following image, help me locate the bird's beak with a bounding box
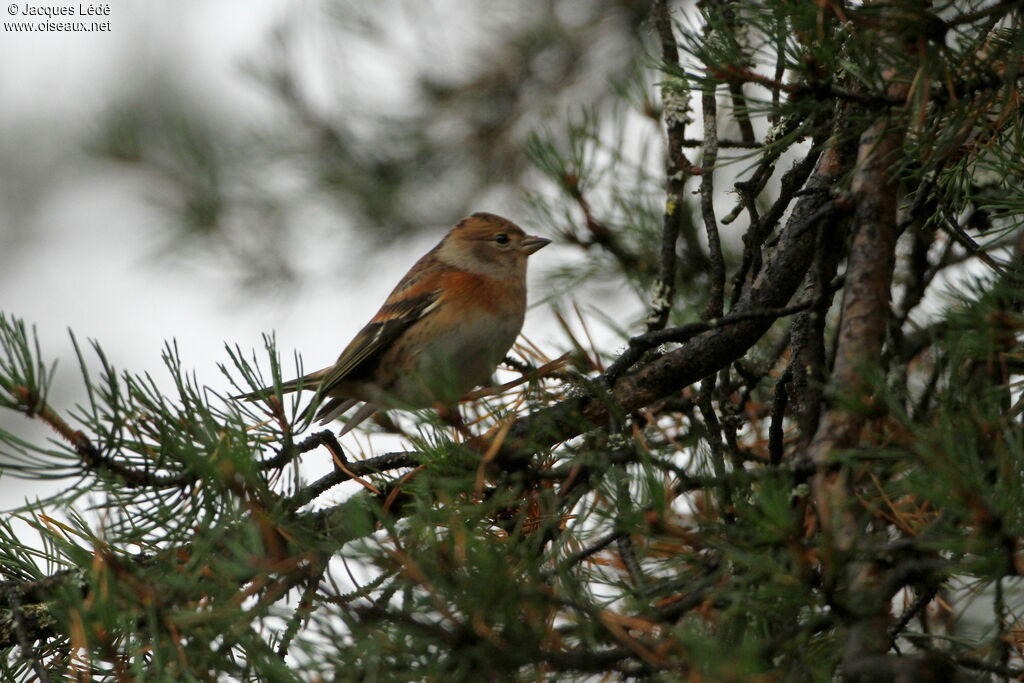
[520,235,551,255]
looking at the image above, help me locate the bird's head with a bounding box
[438,212,550,279]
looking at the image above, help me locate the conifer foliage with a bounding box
[4,1,1024,680]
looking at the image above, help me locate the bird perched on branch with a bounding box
[237,212,550,435]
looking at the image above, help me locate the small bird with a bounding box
[238,213,550,435]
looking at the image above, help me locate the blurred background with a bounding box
[1,0,674,504]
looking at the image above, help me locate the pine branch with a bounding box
[7,385,194,489]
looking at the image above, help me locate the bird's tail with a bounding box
[313,397,358,423]
[233,369,377,435]
[310,397,377,435]
[232,367,328,401]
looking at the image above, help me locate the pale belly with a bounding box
[392,311,522,407]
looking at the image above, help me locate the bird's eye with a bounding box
[494,233,510,244]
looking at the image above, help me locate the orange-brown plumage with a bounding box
[237,212,549,434]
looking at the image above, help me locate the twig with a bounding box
[501,354,573,382]
[947,0,1024,28]
[9,386,193,489]
[647,0,693,333]
[288,451,418,510]
[463,354,571,400]
[681,137,760,148]
[995,576,1010,678]
[699,10,725,321]
[727,81,756,145]
[718,1,756,145]
[698,375,732,514]
[887,583,940,652]
[768,368,791,465]
[605,299,816,383]
[722,112,811,224]
[759,143,830,246]
[564,183,643,273]
[939,210,1008,276]
[546,530,626,577]
[259,429,345,471]
[725,116,818,305]
[770,12,786,125]
[275,565,325,658]
[712,64,902,107]
[911,637,1024,679]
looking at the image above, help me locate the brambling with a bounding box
[239,213,550,435]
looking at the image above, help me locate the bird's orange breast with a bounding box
[438,270,524,315]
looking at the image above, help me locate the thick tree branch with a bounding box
[808,121,906,532]
[499,135,855,466]
[806,38,913,668]
[0,602,58,653]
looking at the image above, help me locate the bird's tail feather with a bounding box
[233,369,377,436]
[313,397,358,424]
[307,398,377,436]
[232,367,328,401]
[335,403,378,435]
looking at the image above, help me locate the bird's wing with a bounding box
[317,288,442,396]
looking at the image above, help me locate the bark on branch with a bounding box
[498,135,855,466]
[806,46,913,672]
